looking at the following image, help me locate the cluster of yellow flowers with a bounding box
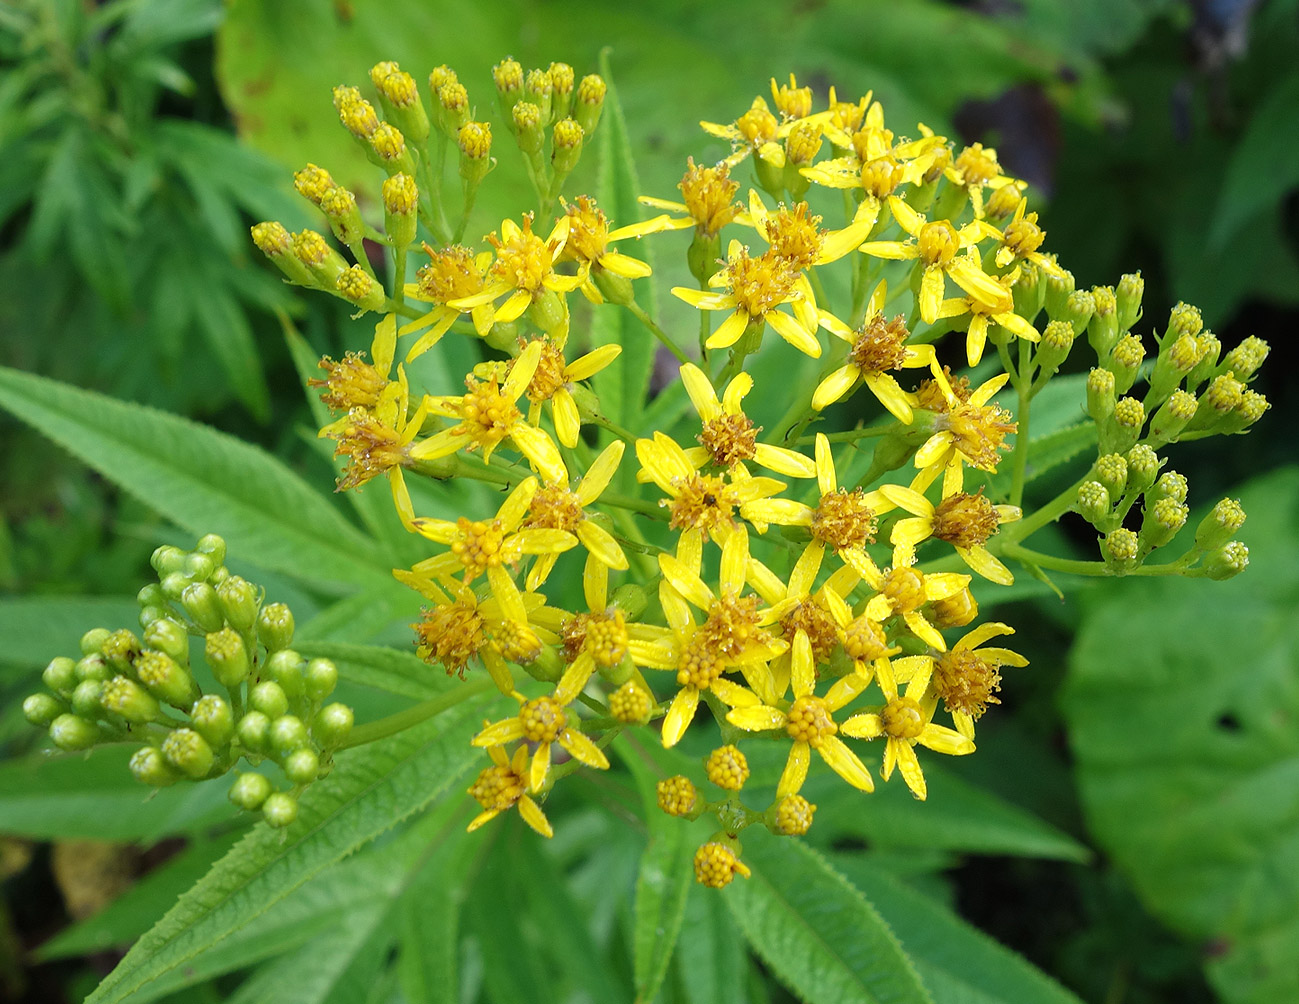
[251,60,1267,887]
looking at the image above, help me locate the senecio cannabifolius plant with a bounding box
[26,58,1266,888]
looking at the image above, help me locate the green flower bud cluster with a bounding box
[22,535,354,830]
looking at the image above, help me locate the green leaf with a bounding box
[84,691,499,1004]
[396,822,475,1004]
[724,829,932,1004]
[191,284,271,423]
[833,855,1085,1004]
[0,595,139,669]
[678,885,750,1004]
[296,584,421,645]
[1061,468,1299,1004]
[0,366,387,590]
[294,641,449,699]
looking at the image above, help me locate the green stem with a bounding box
[392,247,407,308]
[340,677,494,749]
[796,422,893,446]
[1000,543,1199,578]
[578,405,638,445]
[625,301,690,365]
[1009,336,1031,508]
[997,469,1095,546]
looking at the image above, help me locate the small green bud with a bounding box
[80,627,112,656]
[1194,498,1246,552]
[43,657,78,697]
[217,576,259,632]
[549,62,575,120]
[269,715,309,757]
[1109,334,1145,395]
[137,583,167,608]
[229,772,273,811]
[258,603,294,652]
[1087,285,1119,357]
[1149,390,1197,444]
[139,606,168,629]
[1043,266,1075,320]
[1076,481,1111,525]
[75,654,111,683]
[1125,444,1161,494]
[49,714,100,751]
[527,288,567,336]
[1186,331,1221,390]
[196,533,227,565]
[492,58,524,114]
[1101,396,1144,455]
[1064,289,1094,336]
[368,122,416,177]
[144,617,190,664]
[1220,390,1269,435]
[23,692,66,727]
[98,628,140,673]
[1035,320,1074,378]
[1010,261,1044,322]
[136,650,199,710]
[313,703,354,750]
[1102,528,1140,572]
[382,173,419,249]
[236,710,272,754]
[206,628,251,689]
[1219,336,1269,381]
[1086,368,1115,426]
[263,792,298,828]
[524,67,554,121]
[162,728,216,780]
[71,680,104,718]
[511,101,544,154]
[574,74,606,137]
[592,268,636,307]
[458,121,494,191]
[283,748,321,785]
[1151,471,1188,504]
[1165,302,1202,342]
[551,117,584,177]
[130,746,181,788]
[611,582,650,620]
[267,650,306,701]
[102,675,163,724]
[160,571,191,602]
[1205,541,1249,581]
[191,694,235,748]
[150,545,187,576]
[1147,333,1202,405]
[1116,272,1143,332]
[1188,373,1244,432]
[304,658,338,702]
[688,231,723,285]
[336,265,387,313]
[184,552,215,583]
[1095,454,1128,502]
[1140,497,1188,550]
[292,229,348,288]
[210,566,230,587]
[250,681,290,720]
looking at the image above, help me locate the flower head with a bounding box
[467,743,554,838]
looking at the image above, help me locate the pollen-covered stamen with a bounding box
[564,195,610,264]
[519,696,566,743]
[843,616,890,661]
[812,489,877,550]
[954,143,999,187]
[520,337,568,404]
[489,620,542,665]
[667,474,739,532]
[881,696,926,739]
[1002,214,1045,257]
[676,635,726,690]
[526,485,586,533]
[488,213,551,297]
[860,156,904,199]
[881,566,926,614]
[580,611,628,667]
[450,517,507,578]
[780,600,840,664]
[725,248,801,318]
[416,245,484,303]
[560,613,593,663]
[917,221,960,267]
[914,367,971,413]
[941,401,1017,471]
[327,409,409,490]
[454,376,522,450]
[679,158,740,236]
[414,601,484,677]
[932,648,1002,719]
[931,492,1002,548]
[698,413,758,467]
[849,314,910,374]
[765,202,824,271]
[786,695,837,747]
[469,763,525,811]
[736,101,779,145]
[700,593,766,658]
[310,352,389,412]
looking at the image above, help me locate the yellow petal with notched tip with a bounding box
[820,735,875,792]
[791,630,816,699]
[720,524,750,596]
[919,266,945,324]
[553,389,581,448]
[410,517,460,544]
[529,743,552,792]
[902,610,945,651]
[488,566,528,624]
[894,741,927,799]
[658,553,715,611]
[574,441,622,506]
[553,652,595,705]
[813,364,858,411]
[503,340,543,401]
[473,717,525,747]
[673,286,736,311]
[887,195,924,236]
[966,313,989,367]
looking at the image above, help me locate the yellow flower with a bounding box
[930,622,1027,740]
[858,196,1004,324]
[744,190,878,269]
[859,545,970,651]
[514,334,621,448]
[986,196,1064,276]
[520,440,629,590]
[720,631,875,796]
[840,656,975,800]
[799,98,943,196]
[912,372,1017,496]
[677,363,816,477]
[638,157,743,238]
[408,477,577,621]
[636,431,786,542]
[943,142,1015,219]
[467,742,554,838]
[399,244,495,362]
[473,684,610,792]
[880,485,1021,585]
[672,242,820,357]
[932,266,1040,367]
[411,339,567,482]
[558,195,667,302]
[700,95,787,170]
[812,280,939,421]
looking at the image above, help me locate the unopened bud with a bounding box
[150,546,187,577]
[773,793,817,836]
[181,582,225,633]
[928,587,979,629]
[258,602,294,652]
[292,230,347,288]
[80,627,113,656]
[162,728,215,779]
[312,703,354,750]
[511,101,544,154]
[458,121,494,190]
[492,58,524,117]
[269,715,309,757]
[71,680,104,718]
[551,118,584,177]
[1140,497,1187,550]
[191,694,235,748]
[608,680,653,724]
[548,62,575,120]
[369,123,415,176]
[195,533,226,565]
[1086,368,1115,426]
[1125,444,1161,494]
[1194,498,1246,552]
[43,657,78,697]
[1102,528,1140,572]
[130,746,181,788]
[136,650,199,710]
[236,710,271,754]
[575,74,606,136]
[524,68,553,122]
[1109,334,1145,395]
[333,86,379,139]
[145,617,190,664]
[250,681,290,720]
[382,173,419,249]
[305,658,338,701]
[160,571,191,602]
[1151,471,1188,504]
[102,675,163,724]
[705,745,750,791]
[336,266,386,313]
[1087,285,1119,357]
[1219,336,1269,381]
[137,583,167,608]
[283,748,320,785]
[1221,390,1269,435]
[318,186,363,248]
[371,62,429,144]
[1149,390,1197,444]
[656,775,700,818]
[75,653,111,683]
[205,627,250,690]
[24,692,66,727]
[267,649,307,702]
[1204,541,1249,580]
[50,714,100,751]
[1166,302,1202,342]
[1116,272,1143,332]
[1095,454,1128,501]
[263,792,298,828]
[1101,396,1144,454]
[694,841,751,888]
[1043,266,1075,320]
[1064,289,1094,335]
[1187,373,1244,432]
[217,576,259,632]
[229,772,273,811]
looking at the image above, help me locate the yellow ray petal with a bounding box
[661,687,699,748]
[776,741,811,797]
[819,735,875,792]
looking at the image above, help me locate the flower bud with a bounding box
[229,772,273,812]
[1204,541,1249,580]
[284,748,321,785]
[43,656,78,697]
[548,62,575,120]
[511,101,544,154]
[50,714,100,751]
[1095,454,1128,502]
[100,630,141,675]
[250,681,290,720]
[1035,320,1074,379]
[1043,266,1075,320]
[76,653,111,683]
[130,746,181,788]
[333,85,379,139]
[191,694,235,748]
[1149,390,1197,444]
[269,715,309,757]
[1194,498,1246,552]
[258,602,294,652]
[80,627,113,656]
[773,793,817,836]
[292,230,348,288]
[1219,336,1269,381]
[575,74,606,136]
[1187,373,1244,433]
[656,775,700,818]
[195,533,226,566]
[1151,471,1188,505]
[551,118,584,178]
[1109,335,1145,395]
[608,680,653,724]
[336,265,387,313]
[136,650,198,710]
[382,173,419,249]
[1186,331,1221,391]
[217,576,259,632]
[312,703,354,750]
[139,605,169,629]
[320,186,365,247]
[1101,528,1140,573]
[1140,497,1187,550]
[267,649,307,703]
[263,792,298,828]
[1220,390,1269,435]
[492,58,524,119]
[162,728,216,780]
[524,67,553,122]
[694,841,751,888]
[1100,396,1144,455]
[305,658,338,702]
[1165,302,1202,342]
[236,710,272,755]
[458,121,494,190]
[150,545,188,577]
[1125,444,1161,494]
[1116,272,1143,332]
[251,222,316,286]
[1087,285,1119,357]
[368,122,415,177]
[205,627,251,690]
[160,571,191,602]
[1063,289,1094,336]
[371,62,430,145]
[137,583,167,608]
[102,675,163,724]
[23,692,66,727]
[145,617,190,664]
[71,679,104,718]
[1086,368,1115,426]
[705,745,750,791]
[929,587,979,629]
